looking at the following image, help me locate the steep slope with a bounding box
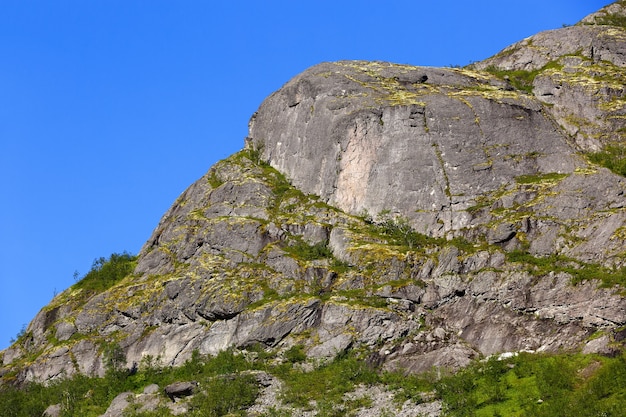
[473,0,626,151]
[247,60,626,266]
[2,4,626,412]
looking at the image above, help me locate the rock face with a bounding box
[2,4,626,411]
[248,59,626,264]
[248,61,578,236]
[473,2,626,151]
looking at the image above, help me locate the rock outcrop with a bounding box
[248,59,626,264]
[473,2,626,151]
[2,5,626,417]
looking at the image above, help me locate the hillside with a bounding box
[2,2,626,416]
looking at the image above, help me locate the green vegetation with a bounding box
[275,351,381,411]
[2,346,626,416]
[0,348,261,417]
[594,12,626,28]
[514,172,568,185]
[484,67,540,94]
[506,249,626,287]
[360,211,437,251]
[188,374,259,417]
[484,61,563,94]
[284,240,334,261]
[72,252,137,296]
[207,169,224,188]
[436,352,626,417]
[589,144,626,177]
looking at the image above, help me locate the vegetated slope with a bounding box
[2,2,626,416]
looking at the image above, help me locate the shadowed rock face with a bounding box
[2,3,626,392]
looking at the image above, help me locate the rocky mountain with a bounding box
[2,2,626,416]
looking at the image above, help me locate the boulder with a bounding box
[164,381,198,402]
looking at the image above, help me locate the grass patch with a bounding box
[594,12,626,28]
[360,212,437,252]
[506,249,626,287]
[207,169,223,188]
[188,374,259,417]
[484,61,563,94]
[514,172,568,185]
[72,252,137,297]
[435,352,626,417]
[276,351,380,410]
[588,144,626,177]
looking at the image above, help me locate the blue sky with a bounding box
[0,1,612,349]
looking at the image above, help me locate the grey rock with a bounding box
[43,404,62,417]
[248,61,581,239]
[487,223,516,244]
[582,335,615,356]
[164,381,198,402]
[344,385,442,417]
[143,383,160,394]
[386,344,479,374]
[54,320,76,341]
[2,346,23,366]
[308,333,353,358]
[473,6,626,150]
[100,392,133,417]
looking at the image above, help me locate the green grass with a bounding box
[207,169,224,188]
[188,374,259,417]
[359,213,437,252]
[283,240,334,261]
[484,61,563,94]
[588,144,626,177]
[275,351,380,410]
[2,345,626,417]
[435,352,626,417]
[514,172,568,184]
[506,249,626,287]
[594,12,626,28]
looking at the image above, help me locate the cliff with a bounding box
[2,2,626,416]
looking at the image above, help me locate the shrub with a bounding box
[279,352,379,410]
[375,214,434,250]
[283,345,307,364]
[72,252,136,295]
[284,240,333,261]
[189,374,259,417]
[595,13,626,28]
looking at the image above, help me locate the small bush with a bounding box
[189,374,259,417]
[375,215,434,250]
[506,249,626,287]
[284,345,307,364]
[279,352,379,409]
[484,60,563,94]
[284,241,333,261]
[73,252,136,295]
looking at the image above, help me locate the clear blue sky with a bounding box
[0,1,611,349]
